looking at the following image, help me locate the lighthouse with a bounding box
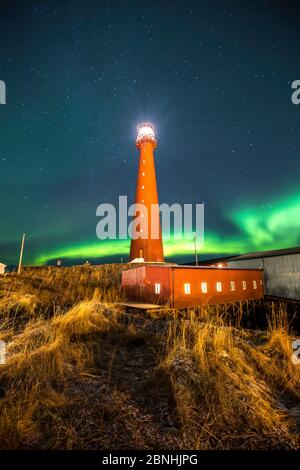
[123,124,265,309]
[129,123,164,263]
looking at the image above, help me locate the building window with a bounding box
[184,283,191,295]
[201,282,208,293]
[242,281,247,290]
[216,282,222,292]
[230,281,235,291]
[142,185,145,189]
[155,283,161,294]
[259,279,263,285]
[253,280,257,290]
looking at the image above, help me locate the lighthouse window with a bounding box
[184,283,191,295]
[253,280,257,290]
[201,282,208,293]
[155,283,161,294]
[230,281,235,291]
[216,282,222,292]
[142,172,145,176]
[142,185,145,189]
[242,281,247,290]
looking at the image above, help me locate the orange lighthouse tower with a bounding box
[129,123,164,263]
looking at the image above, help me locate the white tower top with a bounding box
[136,122,157,147]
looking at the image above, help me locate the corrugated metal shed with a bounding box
[223,247,300,301]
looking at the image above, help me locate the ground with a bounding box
[0,265,299,450]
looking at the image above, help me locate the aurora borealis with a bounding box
[34,190,300,265]
[1,1,300,266]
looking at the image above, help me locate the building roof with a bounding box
[184,255,235,266]
[123,263,263,272]
[229,246,300,261]
[184,246,300,266]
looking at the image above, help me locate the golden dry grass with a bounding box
[159,311,300,449]
[0,265,299,450]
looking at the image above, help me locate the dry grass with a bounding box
[0,298,123,449]
[0,265,123,327]
[0,266,299,450]
[159,310,300,449]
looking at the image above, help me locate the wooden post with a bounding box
[17,233,25,275]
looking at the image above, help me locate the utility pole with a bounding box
[18,233,26,275]
[194,232,198,266]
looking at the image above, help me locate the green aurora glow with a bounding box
[2,3,300,267]
[231,191,300,250]
[35,190,300,265]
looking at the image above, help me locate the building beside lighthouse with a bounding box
[122,123,264,308]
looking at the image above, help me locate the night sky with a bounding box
[1,0,300,266]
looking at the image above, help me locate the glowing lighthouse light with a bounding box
[136,122,157,147]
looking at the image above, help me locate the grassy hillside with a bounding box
[0,266,299,449]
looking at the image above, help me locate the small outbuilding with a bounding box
[0,263,6,275]
[122,264,264,308]
[225,247,300,301]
